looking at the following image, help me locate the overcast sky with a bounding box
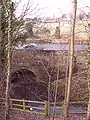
[13,0,90,18]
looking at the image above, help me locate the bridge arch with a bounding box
[10,69,48,101]
[10,69,37,100]
[11,69,37,84]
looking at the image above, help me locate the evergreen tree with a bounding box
[0,1,27,85]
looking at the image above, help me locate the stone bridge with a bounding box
[1,49,87,101]
[11,49,87,81]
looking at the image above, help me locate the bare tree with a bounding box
[63,0,77,119]
[0,1,2,82]
[52,65,59,120]
[87,60,90,120]
[5,0,12,120]
[87,17,90,120]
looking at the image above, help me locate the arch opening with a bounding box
[11,69,36,84]
[10,69,37,100]
[10,69,49,102]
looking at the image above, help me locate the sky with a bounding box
[13,0,90,18]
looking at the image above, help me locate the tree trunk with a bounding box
[87,42,90,119]
[52,65,59,120]
[63,53,69,114]
[5,1,12,120]
[48,75,51,119]
[87,76,90,120]
[0,1,2,81]
[58,20,60,39]
[0,0,5,98]
[63,0,77,119]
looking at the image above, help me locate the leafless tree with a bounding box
[87,12,90,120]
[5,0,12,120]
[0,0,40,119]
[63,0,77,119]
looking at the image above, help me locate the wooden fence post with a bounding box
[10,99,12,108]
[23,99,25,111]
[45,101,50,116]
